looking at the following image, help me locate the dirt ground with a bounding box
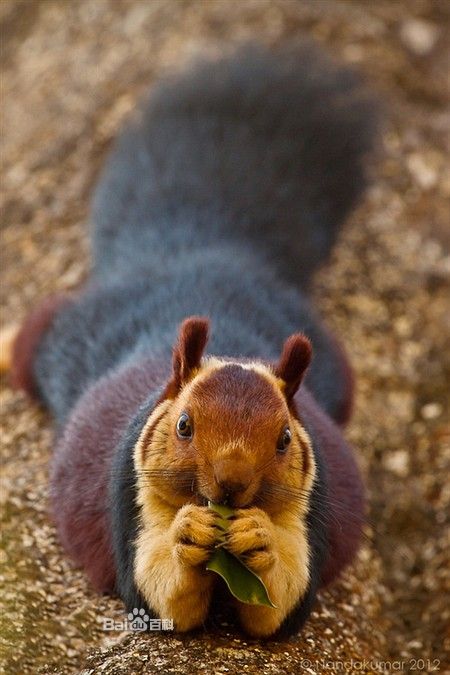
[1,1,449,673]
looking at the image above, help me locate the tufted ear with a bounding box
[169,316,210,394]
[274,334,312,401]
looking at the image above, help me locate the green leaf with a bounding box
[206,502,277,608]
[208,500,234,542]
[206,548,276,608]
[208,501,235,522]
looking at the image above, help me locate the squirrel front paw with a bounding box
[172,504,221,567]
[225,507,277,573]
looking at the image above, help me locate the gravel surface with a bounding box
[1,1,449,673]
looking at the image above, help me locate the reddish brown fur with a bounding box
[295,386,364,584]
[11,294,71,397]
[163,316,210,398]
[50,357,169,592]
[154,363,301,511]
[274,334,312,400]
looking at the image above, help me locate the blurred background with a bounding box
[1,1,449,673]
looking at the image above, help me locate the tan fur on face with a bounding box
[133,358,316,636]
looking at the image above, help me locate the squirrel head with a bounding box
[134,317,316,516]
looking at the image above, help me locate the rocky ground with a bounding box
[1,1,449,673]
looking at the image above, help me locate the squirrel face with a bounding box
[134,317,316,516]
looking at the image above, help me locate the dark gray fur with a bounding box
[34,41,378,427]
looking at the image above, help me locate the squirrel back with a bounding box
[22,41,379,427]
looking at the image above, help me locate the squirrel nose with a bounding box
[214,459,252,496]
[216,477,249,496]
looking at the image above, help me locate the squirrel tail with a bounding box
[92,41,381,286]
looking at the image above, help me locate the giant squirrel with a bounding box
[9,41,379,638]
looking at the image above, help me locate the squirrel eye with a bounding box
[276,427,291,453]
[176,412,193,439]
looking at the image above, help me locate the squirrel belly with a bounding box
[10,41,378,637]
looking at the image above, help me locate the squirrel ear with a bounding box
[171,316,210,391]
[274,334,312,401]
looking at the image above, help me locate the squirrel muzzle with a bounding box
[211,455,255,506]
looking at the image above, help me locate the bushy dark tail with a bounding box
[92,41,380,286]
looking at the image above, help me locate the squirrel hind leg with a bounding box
[8,293,70,398]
